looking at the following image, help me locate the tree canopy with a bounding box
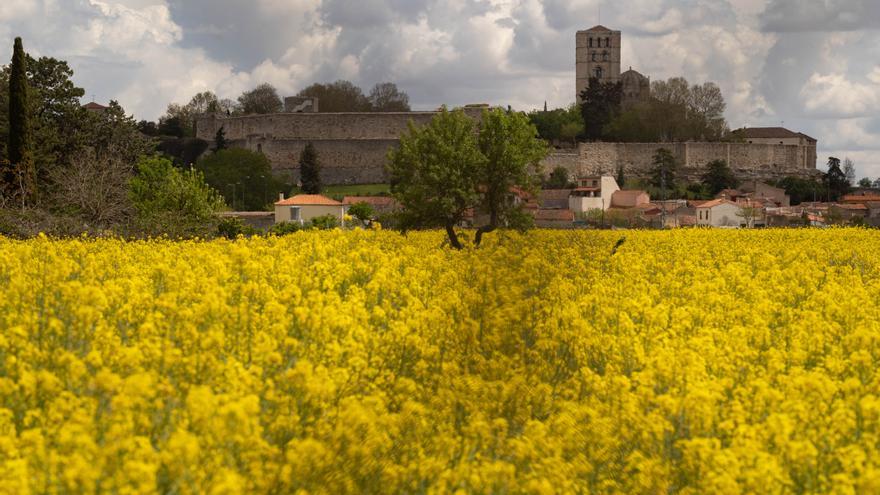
[298,80,371,112]
[388,107,547,249]
[368,83,411,112]
[701,159,739,196]
[580,77,622,141]
[195,148,285,211]
[238,83,283,115]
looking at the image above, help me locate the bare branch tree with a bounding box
[50,147,134,228]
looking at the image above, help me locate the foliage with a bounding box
[49,147,133,228]
[616,164,626,188]
[544,166,574,189]
[388,107,547,248]
[217,216,259,239]
[196,148,285,211]
[212,126,228,153]
[701,159,739,195]
[843,158,856,186]
[388,107,483,248]
[859,177,874,188]
[649,148,678,193]
[6,37,36,203]
[238,83,283,115]
[528,104,583,144]
[129,156,225,237]
[776,176,825,205]
[160,91,222,138]
[267,221,303,236]
[368,82,411,112]
[4,230,880,492]
[297,80,371,112]
[580,77,621,141]
[299,143,321,194]
[347,202,375,224]
[605,77,729,142]
[157,137,209,168]
[825,157,851,202]
[309,214,340,230]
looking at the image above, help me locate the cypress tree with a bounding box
[299,142,321,194]
[7,37,35,202]
[212,126,228,153]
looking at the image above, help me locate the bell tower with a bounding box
[576,25,621,102]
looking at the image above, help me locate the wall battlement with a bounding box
[196,112,818,185]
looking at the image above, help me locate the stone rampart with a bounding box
[547,142,818,182]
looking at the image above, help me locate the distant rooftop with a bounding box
[737,127,817,142]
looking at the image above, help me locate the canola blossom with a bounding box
[1,229,879,494]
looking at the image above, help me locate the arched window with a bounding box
[605,38,611,47]
[594,67,603,79]
[592,53,598,62]
[589,38,593,47]
[602,51,609,62]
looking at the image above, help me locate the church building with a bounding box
[576,25,650,107]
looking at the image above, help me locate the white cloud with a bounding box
[800,73,880,118]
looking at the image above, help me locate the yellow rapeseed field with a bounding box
[1,229,879,494]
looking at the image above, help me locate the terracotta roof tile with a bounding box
[275,194,343,206]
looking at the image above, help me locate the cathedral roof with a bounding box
[587,25,613,32]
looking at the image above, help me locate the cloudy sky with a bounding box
[1,0,879,177]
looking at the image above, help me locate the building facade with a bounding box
[576,25,621,102]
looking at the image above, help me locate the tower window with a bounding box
[602,51,609,62]
[589,38,593,48]
[594,67,603,79]
[605,38,610,47]
[592,53,598,62]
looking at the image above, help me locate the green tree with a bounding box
[387,107,483,249]
[7,37,36,203]
[474,108,547,245]
[824,157,850,202]
[129,156,225,237]
[238,83,283,114]
[297,80,371,112]
[213,126,228,153]
[544,166,573,189]
[299,143,321,194]
[649,148,678,195]
[580,77,622,141]
[776,176,823,205]
[347,202,375,225]
[858,177,874,188]
[368,82,410,112]
[616,164,626,188]
[196,148,284,211]
[701,159,739,195]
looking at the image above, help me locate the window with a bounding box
[589,38,593,47]
[592,53,598,62]
[605,38,610,47]
[257,143,263,153]
[289,206,301,222]
[594,67,603,79]
[602,51,609,62]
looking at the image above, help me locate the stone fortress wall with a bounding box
[196,109,485,185]
[549,142,819,183]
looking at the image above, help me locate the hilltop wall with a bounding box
[196,112,819,185]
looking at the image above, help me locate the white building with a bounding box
[695,199,750,227]
[569,176,620,213]
[274,194,346,225]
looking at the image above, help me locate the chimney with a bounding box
[279,193,285,201]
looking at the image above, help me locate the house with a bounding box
[539,189,573,209]
[831,203,869,223]
[82,101,108,113]
[735,127,817,147]
[274,194,345,225]
[611,190,650,209]
[739,181,791,207]
[695,199,752,227]
[569,176,620,213]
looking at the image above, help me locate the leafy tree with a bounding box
[544,166,573,189]
[160,92,221,137]
[196,148,285,211]
[213,126,228,153]
[701,159,739,195]
[873,178,880,190]
[388,107,484,249]
[649,148,678,194]
[616,164,626,188]
[580,77,622,141]
[528,104,582,144]
[858,177,874,188]
[238,83,283,114]
[368,82,410,112]
[6,37,36,203]
[776,176,824,205]
[824,157,850,201]
[474,108,547,245]
[309,214,340,230]
[217,217,258,239]
[157,115,186,138]
[157,138,209,168]
[129,156,225,237]
[388,107,547,249]
[843,158,856,186]
[299,143,321,194]
[268,221,302,236]
[137,120,160,136]
[297,80,371,112]
[347,202,375,225]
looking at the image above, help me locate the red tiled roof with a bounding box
[83,101,108,110]
[841,195,880,204]
[695,199,738,209]
[539,189,573,201]
[836,204,868,210]
[737,127,801,139]
[275,194,343,206]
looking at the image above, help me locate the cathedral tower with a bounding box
[576,25,621,102]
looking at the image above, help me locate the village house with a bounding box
[274,194,346,225]
[695,199,750,227]
[569,176,620,213]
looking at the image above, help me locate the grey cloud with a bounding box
[761,0,880,32]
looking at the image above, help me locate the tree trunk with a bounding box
[474,225,496,248]
[445,223,463,250]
